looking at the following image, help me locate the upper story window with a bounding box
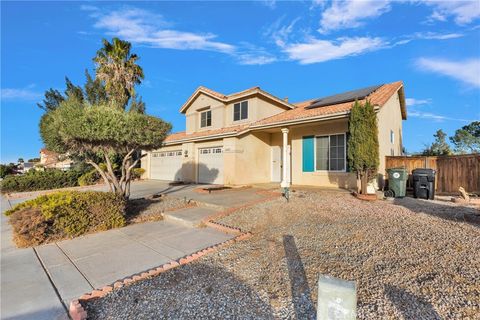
[233,101,248,121]
[200,110,211,128]
[390,130,395,144]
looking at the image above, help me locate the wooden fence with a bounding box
[385,154,480,194]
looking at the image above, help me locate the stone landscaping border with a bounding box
[69,189,281,320]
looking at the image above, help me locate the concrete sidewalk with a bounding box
[1,181,270,320]
[35,216,233,306]
[1,198,68,320]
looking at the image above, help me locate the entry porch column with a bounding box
[281,128,290,188]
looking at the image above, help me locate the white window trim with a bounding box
[390,129,395,144]
[314,133,347,173]
[233,100,248,122]
[200,110,212,128]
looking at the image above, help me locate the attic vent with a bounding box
[306,84,382,109]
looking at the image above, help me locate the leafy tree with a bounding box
[27,158,41,163]
[347,100,379,194]
[17,158,24,163]
[40,100,171,199]
[422,129,452,156]
[0,164,17,178]
[84,70,107,105]
[129,94,146,113]
[65,77,84,102]
[37,88,65,112]
[450,121,480,154]
[94,38,144,109]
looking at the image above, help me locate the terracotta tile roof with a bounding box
[164,124,248,144]
[252,81,404,127]
[166,81,404,144]
[197,86,227,100]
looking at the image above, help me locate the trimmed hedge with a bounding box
[0,169,84,193]
[5,191,126,247]
[132,168,145,180]
[78,170,100,186]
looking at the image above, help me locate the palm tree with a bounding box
[93,38,144,109]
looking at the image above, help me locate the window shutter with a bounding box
[302,136,314,172]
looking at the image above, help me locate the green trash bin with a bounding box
[386,168,408,198]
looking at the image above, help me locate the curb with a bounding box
[69,190,280,320]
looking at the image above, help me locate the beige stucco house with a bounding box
[141,81,406,190]
[39,149,73,170]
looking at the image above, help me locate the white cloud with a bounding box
[84,6,278,65]
[80,5,99,12]
[405,98,432,107]
[409,110,472,122]
[260,0,276,9]
[393,31,464,46]
[318,0,391,33]
[88,7,235,53]
[415,32,464,40]
[264,17,301,47]
[236,53,277,65]
[416,58,480,87]
[426,1,480,25]
[284,37,386,64]
[1,88,42,101]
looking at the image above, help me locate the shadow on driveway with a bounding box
[283,235,316,319]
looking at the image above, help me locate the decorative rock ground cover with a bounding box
[126,195,194,224]
[83,190,480,319]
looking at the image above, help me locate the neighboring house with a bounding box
[142,81,406,190]
[39,149,73,170]
[19,162,35,173]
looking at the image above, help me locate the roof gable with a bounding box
[179,86,295,113]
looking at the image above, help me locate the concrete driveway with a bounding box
[1,180,267,320]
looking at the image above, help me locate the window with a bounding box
[233,101,248,121]
[390,130,395,144]
[200,110,211,128]
[315,134,346,171]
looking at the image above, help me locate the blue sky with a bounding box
[1,1,479,163]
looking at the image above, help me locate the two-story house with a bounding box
[141,81,406,190]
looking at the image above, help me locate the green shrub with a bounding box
[132,168,145,180]
[5,191,125,247]
[78,170,100,186]
[0,169,84,193]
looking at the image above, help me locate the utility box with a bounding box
[412,168,436,200]
[386,168,408,198]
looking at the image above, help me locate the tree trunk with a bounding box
[86,160,113,192]
[360,172,368,194]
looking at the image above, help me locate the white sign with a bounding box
[317,275,356,320]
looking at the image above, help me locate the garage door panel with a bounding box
[198,147,223,184]
[150,150,183,181]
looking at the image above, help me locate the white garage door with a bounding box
[150,150,183,181]
[198,147,223,184]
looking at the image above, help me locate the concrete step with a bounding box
[162,207,219,228]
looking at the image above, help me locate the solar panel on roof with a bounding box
[306,84,383,109]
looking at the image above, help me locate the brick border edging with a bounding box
[69,189,281,320]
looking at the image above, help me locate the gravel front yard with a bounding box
[126,195,193,224]
[84,190,480,319]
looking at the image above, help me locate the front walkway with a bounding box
[36,212,232,306]
[1,181,269,320]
